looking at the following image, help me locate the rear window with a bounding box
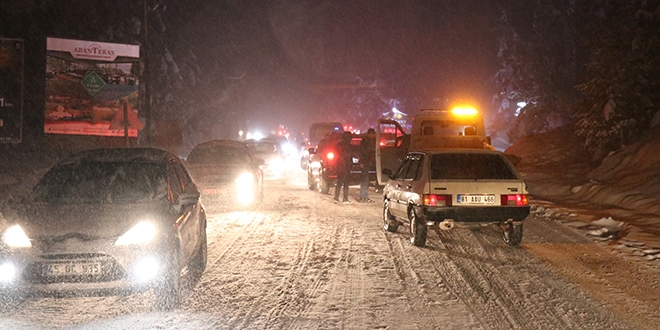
[430,153,518,180]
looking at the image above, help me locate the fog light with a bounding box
[0,262,16,283]
[133,257,160,283]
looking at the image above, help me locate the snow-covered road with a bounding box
[2,168,660,329]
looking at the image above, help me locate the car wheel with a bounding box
[187,227,207,280]
[502,222,523,246]
[319,176,330,194]
[408,207,427,247]
[153,252,182,311]
[300,158,308,170]
[307,172,316,190]
[382,199,399,232]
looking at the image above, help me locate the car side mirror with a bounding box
[177,191,200,211]
[308,148,316,155]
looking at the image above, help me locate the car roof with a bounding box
[58,147,179,165]
[411,148,505,156]
[193,139,249,148]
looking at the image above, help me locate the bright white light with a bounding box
[252,131,264,140]
[133,256,160,283]
[115,222,156,245]
[235,172,255,185]
[3,225,31,248]
[281,142,297,156]
[515,102,527,117]
[238,130,244,137]
[0,262,16,282]
[269,158,285,173]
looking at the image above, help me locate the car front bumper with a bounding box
[0,241,173,297]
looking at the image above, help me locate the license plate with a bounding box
[457,194,496,205]
[43,263,102,276]
[203,188,222,194]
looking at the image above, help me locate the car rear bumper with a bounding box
[416,205,530,223]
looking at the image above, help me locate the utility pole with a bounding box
[142,0,152,146]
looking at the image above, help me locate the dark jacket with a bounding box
[335,133,354,173]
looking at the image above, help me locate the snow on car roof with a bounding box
[57,147,179,165]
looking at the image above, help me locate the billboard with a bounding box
[0,38,24,143]
[45,38,142,137]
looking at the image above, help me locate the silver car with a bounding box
[382,149,530,247]
[0,148,207,310]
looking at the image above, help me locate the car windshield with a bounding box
[187,145,251,164]
[248,142,278,154]
[31,161,167,204]
[430,153,518,180]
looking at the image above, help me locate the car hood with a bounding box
[14,201,172,240]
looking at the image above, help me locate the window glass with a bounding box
[32,162,167,203]
[430,153,518,180]
[404,155,424,180]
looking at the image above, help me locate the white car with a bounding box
[381,148,530,247]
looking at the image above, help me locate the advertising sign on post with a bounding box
[45,38,142,137]
[0,38,24,143]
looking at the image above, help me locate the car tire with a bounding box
[382,199,399,232]
[307,172,316,190]
[187,227,207,281]
[502,222,523,246]
[409,207,427,247]
[319,176,330,194]
[153,252,182,311]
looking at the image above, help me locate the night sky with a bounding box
[167,0,501,133]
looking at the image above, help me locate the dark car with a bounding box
[300,122,344,170]
[381,148,530,247]
[307,132,377,194]
[0,147,207,310]
[185,140,264,206]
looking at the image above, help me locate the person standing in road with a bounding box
[334,131,354,204]
[358,128,376,203]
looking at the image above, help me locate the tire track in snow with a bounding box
[422,221,633,329]
[384,228,481,329]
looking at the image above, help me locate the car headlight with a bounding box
[115,222,156,246]
[235,172,255,185]
[270,158,285,172]
[3,225,32,248]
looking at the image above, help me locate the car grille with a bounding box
[22,253,126,284]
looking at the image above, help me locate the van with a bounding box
[375,107,493,185]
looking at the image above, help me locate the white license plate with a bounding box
[457,194,496,205]
[203,188,222,194]
[43,263,102,276]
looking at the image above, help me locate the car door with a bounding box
[376,119,409,186]
[388,156,412,217]
[168,160,198,259]
[397,153,424,210]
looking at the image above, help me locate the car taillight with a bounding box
[326,151,335,161]
[501,194,529,206]
[422,194,452,206]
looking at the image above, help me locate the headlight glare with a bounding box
[115,222,156,245]
[235,172,255,185]
[3,225,32,248]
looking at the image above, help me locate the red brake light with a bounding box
[326,151,335,160]
[501,194,529,206]
[423,194,452,206]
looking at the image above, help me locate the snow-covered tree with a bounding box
[575,0,660,156]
